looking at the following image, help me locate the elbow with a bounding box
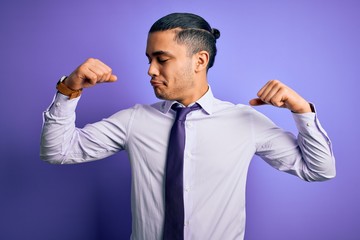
[320,168,336,181]
[40,154,64,164]
[313,173,336,182]
[305,167,336,182]
[317,159,337,181]
[40,142,67,164]
[40,147,65,164]
[304,154,337,182]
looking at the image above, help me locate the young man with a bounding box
[41,13,335,240]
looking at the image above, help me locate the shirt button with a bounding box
[187,122,193,128]
[306,123,311,127]
[184,221,189,227]
[55,102,61,107]
[184,187,190,192]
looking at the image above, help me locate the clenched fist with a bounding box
[249,80,312,113]
[64,58,117,90]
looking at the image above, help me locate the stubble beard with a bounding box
[153,62,194,102]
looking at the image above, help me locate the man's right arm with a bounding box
[40,58,125,164]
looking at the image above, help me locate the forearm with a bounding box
[41,59,123,163]
[253,106,336,182]
[40,92,130,164]
[292,111,336,181]
[40,93,81,164]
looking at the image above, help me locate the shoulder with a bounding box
[130,101,170,117]
[113,101,164,113]
[212,98,258,115]
[212,98,274,124]
[102,102,166,126]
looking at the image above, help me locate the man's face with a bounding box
[146,30,197,104]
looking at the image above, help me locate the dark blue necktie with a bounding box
[163,103,201,240]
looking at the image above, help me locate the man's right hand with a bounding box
[64,58,118,90]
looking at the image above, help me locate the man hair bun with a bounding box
[211,28,220,40]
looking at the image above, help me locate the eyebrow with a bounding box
[146,50,174,58]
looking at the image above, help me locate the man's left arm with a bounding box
[250,80,336,181]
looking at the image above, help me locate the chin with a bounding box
[153,89,166,100]
[153,90,173,101]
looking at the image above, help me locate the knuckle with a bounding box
[77,65,87,74]
[272,80,280,86]
[90,73,98,81]
[76,64,85,72]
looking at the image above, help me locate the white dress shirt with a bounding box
[40,87,336,240]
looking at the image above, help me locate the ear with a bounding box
[194,50,209,73]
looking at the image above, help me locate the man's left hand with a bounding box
[249,80,312,113]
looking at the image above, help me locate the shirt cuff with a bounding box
[292,111,317,134]
[291,104,333,154]
[47,92,81,117]
[291,103,331,140]
[291,102,318,133]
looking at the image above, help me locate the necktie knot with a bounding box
[172,103,202,122]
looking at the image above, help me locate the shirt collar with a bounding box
[161,86,214,115]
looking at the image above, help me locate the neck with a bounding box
[179,83,209,107]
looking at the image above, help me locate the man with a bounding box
[40,13,336,240]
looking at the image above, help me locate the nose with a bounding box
[147,62,159,77]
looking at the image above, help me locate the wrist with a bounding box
[63,77,82,91]
[291,102,313,114]
[56,76,82,99]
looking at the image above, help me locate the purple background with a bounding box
[1,0,359,239]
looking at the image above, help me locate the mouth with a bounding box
[150,79,165,87]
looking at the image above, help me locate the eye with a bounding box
[157,58,169,64]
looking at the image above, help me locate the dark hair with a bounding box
[149,13,220,70]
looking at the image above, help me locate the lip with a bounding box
[150,80,164,87]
